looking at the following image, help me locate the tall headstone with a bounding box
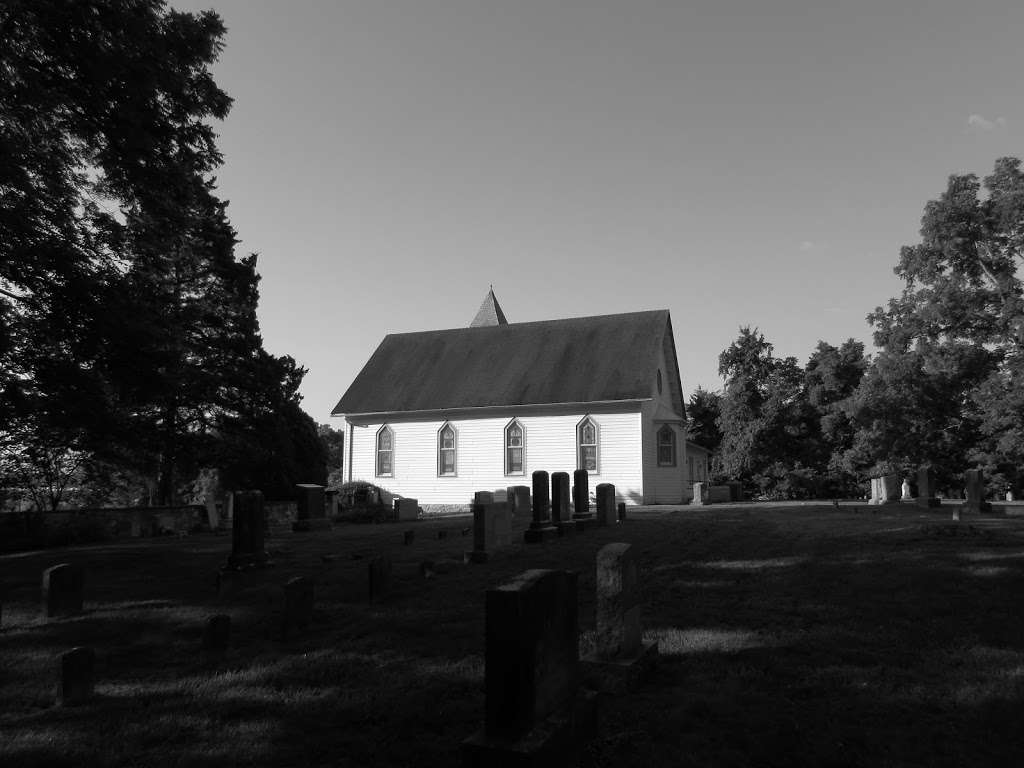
[42,563,84,618]
[469,501,512,563]
[205,498,221,531]
[901,478,912,501]
[581,543,659,692]
[461,569,597,766]
[870,474,901,505]
[572,469,594,530]
[227,490,269,569]
[550,472,575,536]
[524,470,557,543]
[595,483,616,527]
[369,554,392,602]
[617,502,627,522]
[965,469,991,514]
[916,467,941,508]
[508,485,531,517]
[691,482,707,506]
[325,489,340,518]
[293,483,328,532]
[57,646,95,706]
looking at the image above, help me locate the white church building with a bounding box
[332,291,707,509]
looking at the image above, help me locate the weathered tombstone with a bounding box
[617,502,627,522]
[202,614,231,656]
[57,646,95,706]
[524,470,557,543]
[223,491,234,523]
[282,576,314,639]
[227,490,269,569]
[461,569,597,766]
[205,498,221,531]
[901,478,912,501]
[917,467,941,508]
[395,498,420,522]
[468,501,512,562]
[403,529,415,545]
[595,483,616,526]
[572,469,594,530]
[691,482,707,506]
[965,469,991,514]
[870,474,901,505]
[42,563,84,618]
[952,507,961,522]
[551,472,576,536]
[369,554,392,602]
[325,489,340,518]
[508,485,531,517]
[580,543,659,692]
[293,483,329,532]
[474,491,495,505]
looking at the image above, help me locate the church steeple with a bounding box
[470,286,508,327]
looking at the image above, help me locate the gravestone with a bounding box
[595,483,616,527]
[572,469,594,530]
[227,491,269,569]
[551,472,576,536]
[223,491,234,524]
[205,498,221,531]
[869,475,901,505]
[901,478,912,501]
[468,501,512,563]
[282,577,314,639]
[202,614,231,656]
[916,467,941,508]
[524,470,557,543]
[395,498,420,522]
[617,502,627,522]
[474,491,495,505]
[42,563,84,618]
[57,646,95,706]
[965,469,991,514]
[369,555,392,602]
[580,543,659,692]
[508,485,532,517]
[293,484,329,532]
[691,482,707,506]
[461,569,597,766]
[325,489,340,518]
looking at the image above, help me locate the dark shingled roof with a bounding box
[333,310,673,415]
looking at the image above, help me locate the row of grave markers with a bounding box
[871,467,995,514]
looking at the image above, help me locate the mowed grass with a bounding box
[4,504,1024,767]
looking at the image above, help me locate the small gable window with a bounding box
[438,423,457,476]
[657,424,676,467]
[376,426,394,477]
[577,417,599,473]
[505,420,525,475]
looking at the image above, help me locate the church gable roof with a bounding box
[333,310,675,415]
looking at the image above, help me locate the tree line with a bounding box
[0,1,333,511]
[688,156,1024,500]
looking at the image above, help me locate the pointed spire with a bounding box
[470,287,508,327]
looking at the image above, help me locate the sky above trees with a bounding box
[171,0,1024,420]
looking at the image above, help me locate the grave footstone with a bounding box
[282,576,314,639]
[595,483,616,526]
[461,569,597,766]
[468,501,512,562]
[917,467,941,508]
[226,490,270,569]
[293,484,329,532]
[965,469,991,514]
[524,470,557,543]
[551,472,576,537]
[580,543,659,692]
[57,646,95,707]
[202,614,231,656]
[369,555,392,602]
[572,469,595,530]
[42,563,84,618]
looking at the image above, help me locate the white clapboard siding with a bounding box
[640,401,687,504]
[346,408,644,505]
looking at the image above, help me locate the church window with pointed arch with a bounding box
[505,419,525,475]
[577,416,599,472]
[437,423,457,476]
[376,426,394,477]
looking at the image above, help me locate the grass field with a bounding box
[3,503,1024,767]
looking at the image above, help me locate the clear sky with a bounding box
[173,0,1023,423]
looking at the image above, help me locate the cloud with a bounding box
[967,114,1008,132]
[798,240,815,252]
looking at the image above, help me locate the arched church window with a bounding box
[577,416,599,472]
[376,426,394,477]
[505,420,525,475]
[438,423,457,476]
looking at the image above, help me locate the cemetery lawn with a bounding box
[3,503,1024,767]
